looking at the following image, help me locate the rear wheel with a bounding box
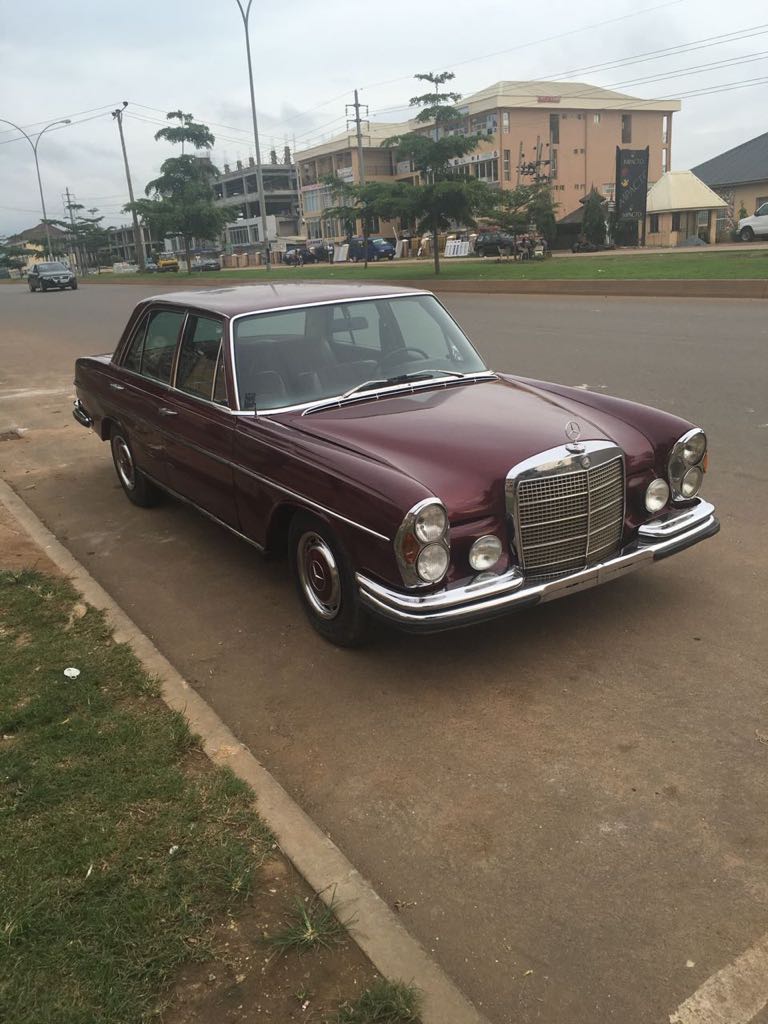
[740,226,755,242]
[288,513,369,647]
[110,427,161,508]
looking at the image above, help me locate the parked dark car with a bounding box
[72,283,719,646]
[28,261,77,292]
[191,257,221,272]
[474,232,516,257]
[571,239,617,253]
[348,237,395,262]
[283,247,319,266]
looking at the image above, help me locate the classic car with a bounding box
[72,283,719,646]
[28,261,78,292]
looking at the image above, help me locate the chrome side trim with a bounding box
[356,498,719,631]
[234,463,391,544]
[141,473,265,553]
[140,428,391,545]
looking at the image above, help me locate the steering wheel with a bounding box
[378,346,429,369]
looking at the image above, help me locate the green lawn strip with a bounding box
[78,248,768,284]
[0,569,273,1024]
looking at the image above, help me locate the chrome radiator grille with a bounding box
[512,449,625,578]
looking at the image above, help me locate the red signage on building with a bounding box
[537,96,561,103]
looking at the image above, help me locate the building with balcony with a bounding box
[213,155,300,251]
[295,80,680,241]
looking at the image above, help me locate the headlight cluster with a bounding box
[395,500,450,586]
[668,428,707,501]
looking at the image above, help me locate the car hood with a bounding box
[40,269,72,276]
[278,376,655,519]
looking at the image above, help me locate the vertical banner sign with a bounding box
[615,146,650,223]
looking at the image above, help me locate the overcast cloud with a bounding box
[1,0,766,236]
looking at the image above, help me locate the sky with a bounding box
[1,0,767,237]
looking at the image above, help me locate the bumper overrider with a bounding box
[356,499,719,633]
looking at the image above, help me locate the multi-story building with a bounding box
[213,156,301,251]
[295,80,680,240]
[106,224,155,263]
[296,123,403,241]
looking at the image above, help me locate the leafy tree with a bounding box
[323,177,405,268]
[384,72,486,273]
[582,189,607,246]
[129,114,228,274]
[51,202,111,274]
[527,185,558,244]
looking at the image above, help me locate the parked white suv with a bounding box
[738,202,768,241]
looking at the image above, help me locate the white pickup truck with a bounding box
[738,201,768,241]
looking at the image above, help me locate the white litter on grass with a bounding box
[85,864,93,879]
[168,845,179,856]
[63,667,80,679]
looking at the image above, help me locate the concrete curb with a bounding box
[74,275,768,299]
[0,477,490,1024]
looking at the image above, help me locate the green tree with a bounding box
[0,238,30,271]
[581,189,607,246]
[129,114,228,274]
[52,202,111,274]
[384,72,487,273]
[323,177,406,268]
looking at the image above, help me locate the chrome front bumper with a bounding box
[356,499,719,633]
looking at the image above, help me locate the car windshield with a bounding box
[39,262,68,271]
[232,294,489,411]
[372,239,387,247]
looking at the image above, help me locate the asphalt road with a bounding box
[1,281,767,1024]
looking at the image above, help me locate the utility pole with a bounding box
[234,0,271,271]
[64,187,85,276]
[111,103,146,271]
[346,89,369,266]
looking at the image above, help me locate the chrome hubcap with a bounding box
[113,436,135,490]
[297,532,341,620]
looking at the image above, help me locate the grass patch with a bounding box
[0,569,273,1024]
[334,979,422,1023]
[266,890,349,955]
[80,247,768,284]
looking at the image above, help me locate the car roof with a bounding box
[141,282,430,317]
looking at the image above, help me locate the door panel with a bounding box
[164,393,236,526]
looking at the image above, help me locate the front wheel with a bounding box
[28,282,35,292]
[110,428,161,508]
[71,280,78,290]
[740,226,755,242]
[288,513,369,647]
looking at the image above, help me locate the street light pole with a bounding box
[111,103,146,272]
[0,117,71,258]
[234,0,271,271]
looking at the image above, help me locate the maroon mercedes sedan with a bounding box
[73,283,719,645]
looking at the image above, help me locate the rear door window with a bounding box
[140,309,185,384]
[176,316,224,401]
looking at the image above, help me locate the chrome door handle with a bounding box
[109,382,125,391]
[158,407,178,417]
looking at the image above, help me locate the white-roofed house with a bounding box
[645,170,727,247]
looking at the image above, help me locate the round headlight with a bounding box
[681,465,703,498]
[416,542,449,582]
[644,478,670,513]
[414,503,447,543]
[469,535,503,571]
[682,430,707,465]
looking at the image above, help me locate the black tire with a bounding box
[41,282,47,292]
[28,282,35,292]
[740,226,755,242]
[288,512,369,647]
[110,427,161,508]
[71,280,78,290]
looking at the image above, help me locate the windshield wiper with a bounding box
[340,371,439,399]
